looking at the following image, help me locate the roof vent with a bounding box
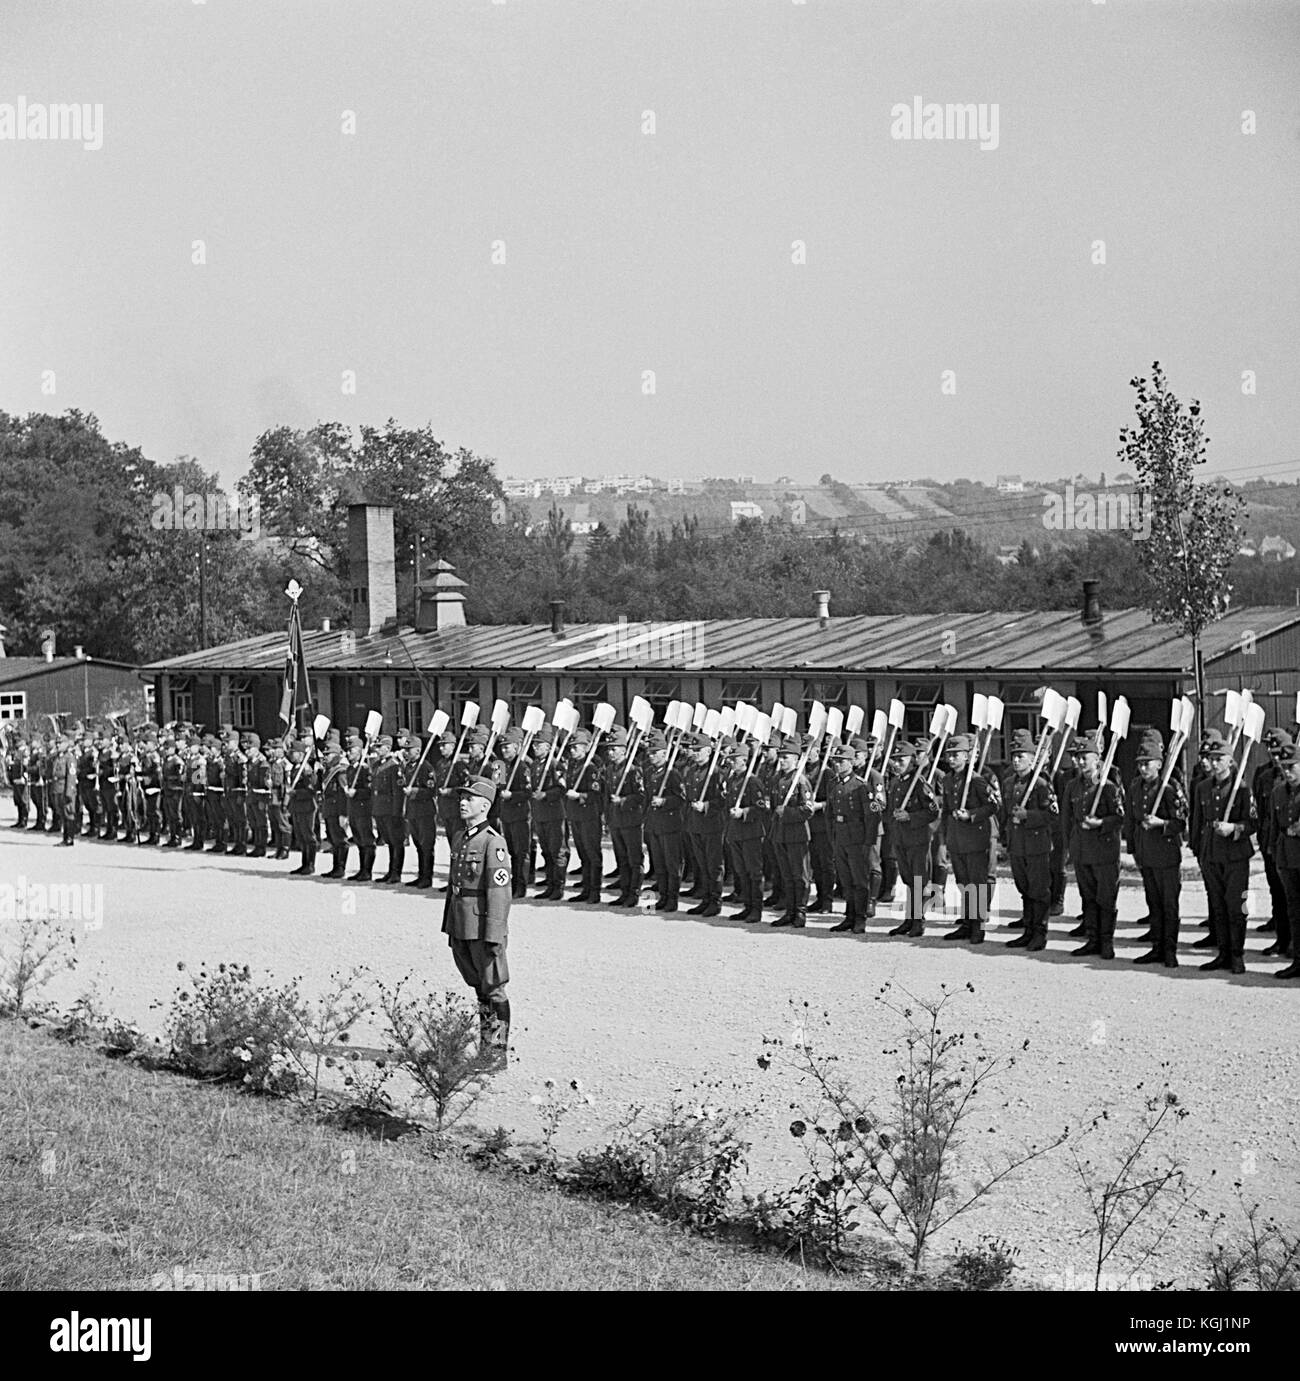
[815,590,831,630]
[1081,579,1102,626]
[415,558,468,632]
[550,599,566,639]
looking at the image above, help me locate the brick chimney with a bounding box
[415,558,468,632]
[347,503,397,635]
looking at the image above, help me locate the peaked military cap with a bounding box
[1008,728,1037,755]
[1135,730,1164,762]
[945,733,974,753]
[1200,728,1229,756]
[457,776,497,804]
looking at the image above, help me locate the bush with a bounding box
[375,980,486,1134]
[1205,1186,1300,1291]
[564,1090,750,1230]
[162,961,303,1096]
[0,915,76,1015]
[47,987,144,1058]
[942,1235,1021,1291]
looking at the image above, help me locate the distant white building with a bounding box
[502,477,542,499]
[1259,535,1297,561]
[730,501,764,521]
[995,474,1025,493]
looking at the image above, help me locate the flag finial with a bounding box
[285,579,303,603]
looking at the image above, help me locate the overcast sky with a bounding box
[2,0,1297,489]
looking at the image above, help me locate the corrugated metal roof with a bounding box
[143,606,1300,678]
[0,656,140,686]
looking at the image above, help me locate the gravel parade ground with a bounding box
[4,813,1297,1288]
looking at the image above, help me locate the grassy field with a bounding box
[0,1018,847,1292]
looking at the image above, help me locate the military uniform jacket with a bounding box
[321,762,349,815]
[941,767,999,853]
[887,769,938,846]
[497,755,533,823]
[1194,773,1256,863]
[1000,774,1058,857]
[347,760,374,805]
[372,757,406,816]
[559,755,603,822]
[162,751,186,792]
[139,753,162,796]
[223,751,247,793]
[78,749,98,787]
[1126,772,1185,870]
[289,762,320,808]
[769,769,813,844]
[1274,781,1300,870]
[1268,777,1290,864]
[442,822,511,943]
[206,757,223,790]
[268,757,289,804]
[6,750,27,785]
[682,755,726,836]
[644,762,684,832]
[1252,760,1282,854]
[808,766,832,837]
[828,770,884,846]
[1063,772,1124,865]
[726,767,770,841]
[529,752,568,823]
[53,748,79,798]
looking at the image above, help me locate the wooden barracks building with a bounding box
[145,503,1300,779]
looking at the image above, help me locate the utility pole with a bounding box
[198,534,209,648]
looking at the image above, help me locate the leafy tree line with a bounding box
[0,374,1268,664]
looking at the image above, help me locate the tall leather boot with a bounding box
[327,846,348,879]
[1006,895,1033,946]
[1097,908,1116,960]
[477,1001,493,1057]
[1134,907,1162,964]
[1072,903,1101,956]
[1026,900,1048,951]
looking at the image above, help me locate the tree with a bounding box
[1119,364,1245,735]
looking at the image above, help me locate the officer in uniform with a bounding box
[241,733,268,855]
[1263,732,1295,962]
[941,733,1000,944]
[204,735,227,852]
[5,739,28,828]
[267,739,292,859]
[682,734,726,917]
[497,727,534,900]
[827,745,886,933]
[726,743,769,922]
[1272,741,1300,979]
[28,738,47,831]
[442,777,513,1071]
[643,729,685,912]
[1187,737,1220,950]
[435,732,463,860]
[344,735,378,881]
[287,740,321,874]
[139,734,163,845]
[561,728,605,904]
[1253,728,1290,948]
[372,734,408,883]
[1126,728,1186,967]
[403,733,439,889]
[117,742,140,843]
[161,734,186,847]
[185,739,208,849]
[1194,728,1257,975]
[1065,734,1125,960]
[320,736,350,878]
[76,735,99,837]
[1001,727,1059,952]
[769,737,814,929]
[52,734,79,846]
[806,749,836,913]
[530,730,569,900]
[887,740,939,937]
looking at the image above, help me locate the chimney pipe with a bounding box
[815,589,831,630]
[322,618,331,633]
[74,645,84,659]
[1082,578,1102,626]
[550,599,566,639]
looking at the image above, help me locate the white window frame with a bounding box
[0,691,27,720]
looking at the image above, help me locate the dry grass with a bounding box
[0,1018,846,1291]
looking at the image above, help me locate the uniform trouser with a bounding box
[809,823,835,902]
[143,790,162,840]
[206,791,226,845]
[1140,865,1181,960]
[1276,865,1300,956]
[247,794,269,850]
[534,817,567,891]
[731,834,765,911]
[893,834,932,922]
[929,830,949,893]
[502,816,532,896]
[646,827,682,902]
[762,835,781,896]
[185,791,206,843]
[1261,850,1288,933]
[1202,856,1249,961]
[323,811,349,869]
[951,848,991,929]
[685,829,723,904]
[449,938,511,1053]
[99,782,118,837]
[224,793,246,848]
[833,838,880,925]
[568,816,603,895]
[408,808,437,883]
[1049,824,1066,907]
[773,836,811,918]
[1010,851,1051,935]
[878,834,898,900]
[270,800,291,851]
[118,787,137,838]
[60,793,78,842]
[30,784,47,828]
[374,814,405,878]
[290,806,318,865]
[77,779,98,834]
[160,790,183,842]
[1076,859,1120,942]
[11,785,28,826]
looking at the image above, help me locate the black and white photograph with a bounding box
[1,0,1297,1344]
